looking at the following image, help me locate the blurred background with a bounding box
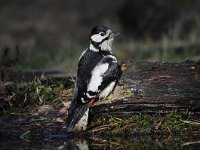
[0,0,200,72]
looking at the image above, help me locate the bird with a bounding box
[63,25,122,132]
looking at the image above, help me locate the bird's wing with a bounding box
[63,50,103,132]
[98,55,122,92]
[76,50,103,104]
[86,55,121,100]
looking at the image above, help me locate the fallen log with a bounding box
[1,60,199,117]
[90,60,200,117]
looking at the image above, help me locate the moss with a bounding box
[129,114,153,127]
[107,114,153,134]
[95,112,200,135]
[162,112,186,131]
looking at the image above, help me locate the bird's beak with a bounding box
[109,31,120,38]
[106,30,120,39]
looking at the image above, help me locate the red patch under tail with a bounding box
[89,98,96,107]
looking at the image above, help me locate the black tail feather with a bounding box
[63,100,89,132]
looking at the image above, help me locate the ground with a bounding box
[0,60,200,149]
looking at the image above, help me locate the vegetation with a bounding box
[88,112,200,149]
[116,18,200,63]
[1,78,199,135]
[0,78,74,115]
[89,112,200,136]
[0,0,199,71]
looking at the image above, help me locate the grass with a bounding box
[115,18,200,63]
[94,112,200,135]
[13,35,200,72]
[9,17,200,71]
[0,78,74,115]
[89,112,200,149]
[115,36,200,63]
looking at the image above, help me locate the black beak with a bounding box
[109,32,120,38]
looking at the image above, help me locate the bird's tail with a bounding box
[62,99,90,133]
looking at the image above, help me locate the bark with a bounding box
[90,60,200,116]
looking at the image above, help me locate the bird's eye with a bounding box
[100,32,105,36]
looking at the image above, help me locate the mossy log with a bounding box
[90,60,200,117]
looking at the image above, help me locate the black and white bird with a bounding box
[63,25,122,132]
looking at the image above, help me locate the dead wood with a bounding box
[90,60,200,116]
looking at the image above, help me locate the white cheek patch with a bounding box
[91,34,105,43]
[87,63,109,93]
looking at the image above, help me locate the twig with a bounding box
[181,120,200,125]
[167,126,173,135]
[112,123,135,134]
[182,141,200,147]
[90,125,109,132]
[155,117,164,130]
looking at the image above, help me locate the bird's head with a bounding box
[89,25,119,52]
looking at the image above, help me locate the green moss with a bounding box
[101,112,200,135]
[163,112,185,130]
[129,114,153,127]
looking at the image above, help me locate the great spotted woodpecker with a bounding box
[63,25,121,132]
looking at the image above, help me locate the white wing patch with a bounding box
[105,55,117,62]
[86,55,118,100]
[99,81,116,99]
[87,63,109,93]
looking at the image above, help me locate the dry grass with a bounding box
[0,78,74,115]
